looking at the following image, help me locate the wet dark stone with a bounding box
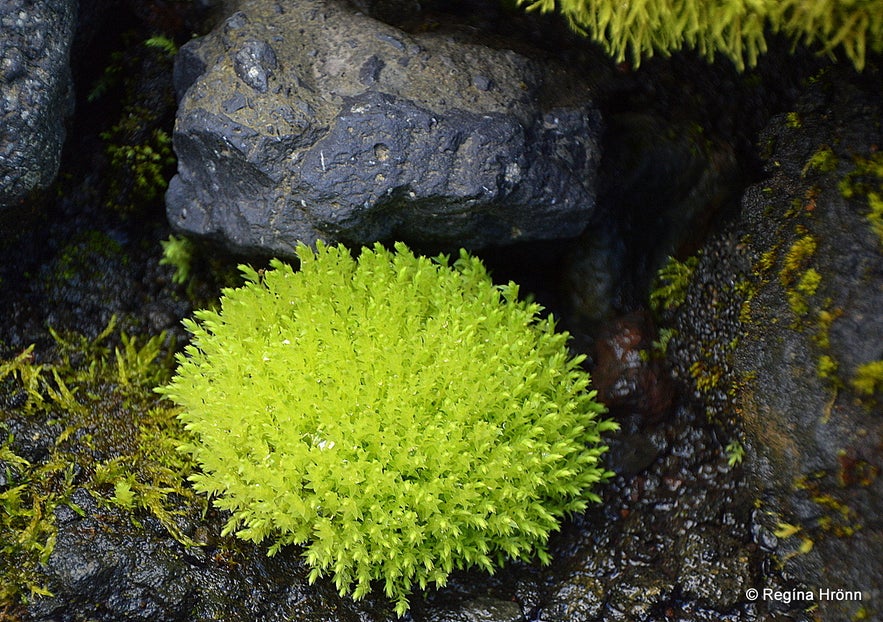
[666,60,883,621]
[591,310,675,419]
[0,0,76,209]
[166,0,603,255]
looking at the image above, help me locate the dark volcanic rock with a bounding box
[667,62,883,620]
[166,0,602,255]
[0,0,76,209]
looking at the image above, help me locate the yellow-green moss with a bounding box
[814,307,843,350]
[780,235,817,284]
[689,360,723,393]
[851,360,883,398]
[517,0,883,71]
[817,354,839,382]
[802,146,838,177]
[839,152,883,247]
[787,267,822,316]
[777,235,821,320]
[159,235,194,286]
[0,319,205,605]
[650,255,699,313]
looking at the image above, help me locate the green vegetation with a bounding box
[159,242,617,615]
[517,0,883,71]
[725,439,745,466]
[160,235,194,285]
[787,267,822,317]
[144,35,179,57]
[839,152,883,246]
[802,146,838,177]
[102,126,175,211]
[0,319,203,606]
[851,360,883,398]
[649,255,699,313]
[88,34,178,214]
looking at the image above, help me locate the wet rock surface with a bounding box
[166,0,603,255]
[0,0,76,210]
[666,63,883,620]
[2,0,880,620]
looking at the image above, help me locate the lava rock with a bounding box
[166,0,602,256]
[667,62,883,621]
[0,0,76,209]
[539,410,758,621]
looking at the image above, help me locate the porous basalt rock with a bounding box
[0,0,76,209]
[166,0,602,255]
[667,62,883,620]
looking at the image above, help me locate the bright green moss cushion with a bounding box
[519,0,883,71]
[159,242,616,615]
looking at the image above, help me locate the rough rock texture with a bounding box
[668,63,883,620]
[563,113,742,328]
[166,0,602,255]
[0,0,76,209]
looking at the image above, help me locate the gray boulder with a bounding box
[166,0,602,255]
[0,0,76,209]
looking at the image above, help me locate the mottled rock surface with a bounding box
[166,0,602,255]
[667,62,883,620]
[0,0,76,209]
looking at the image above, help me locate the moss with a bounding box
[851,360,883,399]
[814,307,843,350]
[160,242,617,615]
[725,439,745,466]
[839,152,883,246]
[689,360,723,393]
[649,255,699,314]
[756,248,777,275]
[159,235,194,286]
[787,267,822,316]
[785,112,803,129]
[790,471,865,543]
[780,235,817,285]
[776,234,822,321]
[0,318,205,605]
[817,354,840,382]
[89,34,178,216]
[102,125,176,213]
[801,146,838,177]
[52,231,124,283]
[517,0,883,71]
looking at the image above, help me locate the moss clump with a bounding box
[88,34,178,215]
[102,124,175,212]
[851,360,883,399]
[802,146,838,177]
[817,354,840,383]
[517,0,883,71]
[159,242,617,615]
[649,255,699,313]
[787,267,822,317]
[0,319,203,606]
[159,235,194,285]
[780,234,817,283]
